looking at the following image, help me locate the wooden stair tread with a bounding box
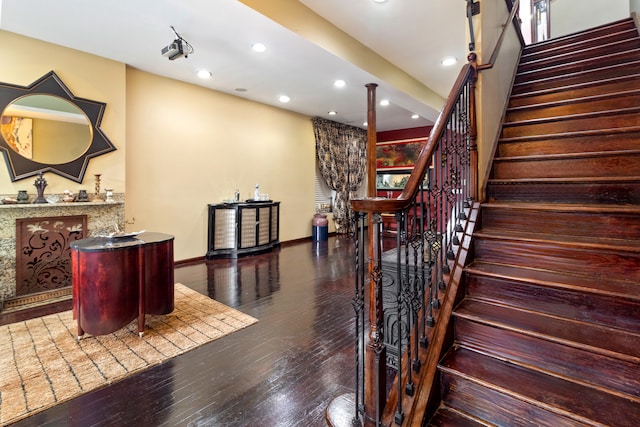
[503,105,640,127]
[507,88,640,113]
[519,38,640,71]
[512,59,640,92]
[494,149,640,162]
[515,47,640,79]
[428,406,490,427]
[480,201,640,214]
[498,125,640,143]
[474,227,640,251]
[478,202,640,240]
[521,27,639,61]
[454,299,640,361]
[523,18,635,54]
[439,347,640,426]
[465,260,640,301]
[486,177,640,204]
[510,73,640,101]
[488,175,640,183]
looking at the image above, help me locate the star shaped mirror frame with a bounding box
[0,71,116,183]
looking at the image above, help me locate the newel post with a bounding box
[467,52,479,201]
[364,83,387,423]
[366,83,378,198]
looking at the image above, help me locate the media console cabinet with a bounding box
[206,201,280,259]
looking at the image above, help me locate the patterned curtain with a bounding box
[312,117,367,234]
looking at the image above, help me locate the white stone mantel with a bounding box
[0,195,125,304]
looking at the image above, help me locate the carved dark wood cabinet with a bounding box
[71,232,174,338]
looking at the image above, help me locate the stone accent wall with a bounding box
[0,194,125,305]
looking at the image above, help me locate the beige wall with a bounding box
[551,0,629,38]
[0,30,318,261]
[125,68,316,260]
[0,30,126,194]
[474,1,522,199]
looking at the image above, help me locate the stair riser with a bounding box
[512,62,640,95]
[518,39,640,74]
[473,238,640,281]
[502,112,640,138]
[464,273,640,333]
[506,93,640,122]
[479,207,640,239]
[486,181,640,204]
[515,51,640,84]
[523,21,637,56]
[440,373,587,427]
[453,318,640,397]
[509,76,640,108]
[498,132,640,156]
[521,27,639,60]
[492,153,640,179]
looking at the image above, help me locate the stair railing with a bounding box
[344,1,522,426]
[348,54,478,427]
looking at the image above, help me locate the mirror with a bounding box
[0,71,116,183]
[2,95,92,164]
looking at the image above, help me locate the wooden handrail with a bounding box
[351,63,474,214]
[478,0,522,70]
[351,2,521,215]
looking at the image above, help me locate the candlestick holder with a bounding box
[33,172,48,204]
[92,174,104,202]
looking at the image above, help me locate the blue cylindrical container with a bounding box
[311,214,329,241]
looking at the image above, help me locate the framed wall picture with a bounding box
[376,138,426,170]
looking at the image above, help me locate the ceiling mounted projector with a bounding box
[161,26,193,60]
[161,40,184,60]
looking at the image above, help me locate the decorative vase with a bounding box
[16,190,29,204]
[312,213,329,242]
[105,188,114,203]
[312,213,329,227]
[76,189,89,202]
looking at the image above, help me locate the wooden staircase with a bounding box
[427,18,640,426]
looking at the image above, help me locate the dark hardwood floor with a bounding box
[8,235,369,427]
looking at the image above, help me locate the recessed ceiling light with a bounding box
[251,43,267,53]
[328,111,337,115]
[279,95,290,103]
[334,79,346,88]
[441,56,457,66]
[197,69,212,79]
[379,99,390,106]
[372,0,388,3]
[411,114,420,119]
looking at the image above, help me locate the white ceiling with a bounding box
[0,0,467,131]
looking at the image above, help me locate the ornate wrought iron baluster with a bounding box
[352,212,366,424]
[394,210,406,425]
[411,196,425,371]
[371,212,385,427]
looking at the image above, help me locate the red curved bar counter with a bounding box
[71,232,174,339]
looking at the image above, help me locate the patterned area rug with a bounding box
[0,284,258,425]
